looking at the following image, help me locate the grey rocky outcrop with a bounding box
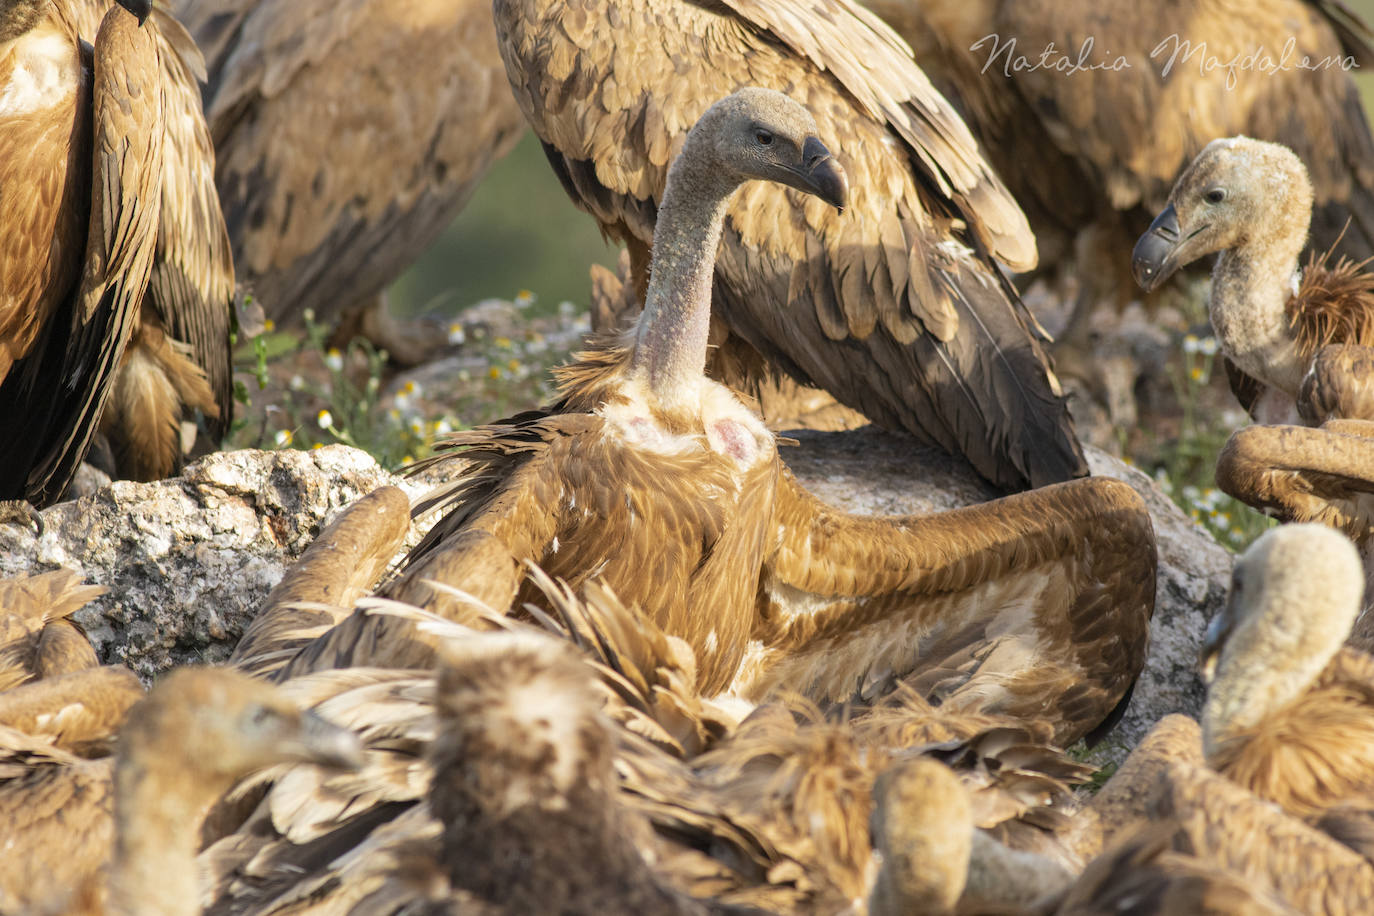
[0,430,1227,756]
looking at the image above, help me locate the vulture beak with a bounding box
[1131,204,1186,292]
[283,711,366,771]
[1197,602,1236,684]
[797,135,848,213]
[116,0,153,25]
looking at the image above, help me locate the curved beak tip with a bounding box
[116,0,152,25]
[801,135,848,213]
[299,713,366,771]
[1132,204,1182,293]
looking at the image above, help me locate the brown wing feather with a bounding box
[495,0,1085,491]
[0,666,144,756]
[178,0,525,326]
[744,474,1156,745]
[232,486,412,679]
[1151,760,1374,914]
[0,569,104,691]
[1299,343,1374,423]
[1216,422,1374,542]
[17,4,164,505]
[0,728,114,911]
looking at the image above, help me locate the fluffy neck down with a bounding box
[1209,173,1312,394]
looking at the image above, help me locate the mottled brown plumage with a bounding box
[284,91,1154,746]
[495,0,1086,491]
[1135,137,1374,425]
[0,665,143,756]
[0,666,362,916]
[171,0,526,363]
[1215,420,1374,547]
[0,0,163,506]
[230,485,413,680]
[0,568,104,691]
[1143,760,1374,915]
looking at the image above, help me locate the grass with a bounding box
[1144,331,1276,550]
[231,286,1275,554]
[227,293,585,472]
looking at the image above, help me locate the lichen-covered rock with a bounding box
[0,446,420,678]
[784,427,1228,757]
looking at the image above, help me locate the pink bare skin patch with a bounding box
[709,418,757,463]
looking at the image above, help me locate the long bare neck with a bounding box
[630,142,737,403]
[107,756,220,916]
[1209,195,1311,393]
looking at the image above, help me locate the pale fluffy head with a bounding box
[1133,136,1313,290]
[1201,523,1364,757]
[118,666,363,783]
[868,758,972,916]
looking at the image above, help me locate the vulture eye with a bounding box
[754,129,774,146]
[1205,188,1227,204]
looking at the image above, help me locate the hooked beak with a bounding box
[116,0,152,25]
[1132,204,1186,293]
[1197,602,1236,683]
[796,135,848,213]
[284,711,365,771]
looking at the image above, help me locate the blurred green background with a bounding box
[386,0,1374,319]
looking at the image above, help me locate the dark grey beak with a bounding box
[288,711,365,771]
[1197,602,1235,683]
[799,136,848,213]
[116,0,152,25]
[1132,204,1182,293]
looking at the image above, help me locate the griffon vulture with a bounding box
[169,0,526,364]
[280,90,1157,750]
[0,0,234,523]
[0,666,361,914]
[493,0,1087,491]
[866,0,1374,335]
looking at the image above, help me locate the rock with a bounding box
[0,429,1227,756]
[784,427,1229,759]
[0,446,422,679]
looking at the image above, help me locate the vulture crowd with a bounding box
[4,0,1374,912]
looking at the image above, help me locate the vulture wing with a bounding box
[231,486,412,679]
[1216,421,1374,544]
[746,473,1156,745]
[495,0,1086,490]
[0,727,114,911]
[1,5,163,505]
[174,0,526,326]
[994,0,1374,258]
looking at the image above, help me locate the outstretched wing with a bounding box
[744,474,1156,745]
[495,0,1086,490]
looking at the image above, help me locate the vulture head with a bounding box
[115,0,152,25]
[429,631,614,821]
[116,667,364,791]
[1199,523,1364,759]
[869,758,972,915]
[1132,136,1313,292]
[681,86,848,212]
